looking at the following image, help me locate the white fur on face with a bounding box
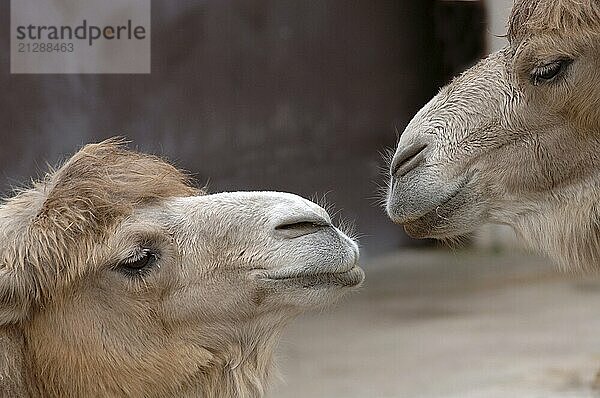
[160,191,362,311]
[98,191,364,336]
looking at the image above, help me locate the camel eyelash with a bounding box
[116,248,159,278]
[530,58,573,86]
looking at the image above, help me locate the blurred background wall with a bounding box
[2,0,493,256]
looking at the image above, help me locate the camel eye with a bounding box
[117,249,157,277]
[530,59,572,85]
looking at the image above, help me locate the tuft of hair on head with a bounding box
[0,138,201,322]
[508,0,600,43]
[35,137,200,236]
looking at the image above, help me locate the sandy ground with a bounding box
[270,249,600,398]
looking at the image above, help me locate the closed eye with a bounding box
[116,248,158,277]
[530,58,572,86]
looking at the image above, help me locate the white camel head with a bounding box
[0,140,363,397]
[386,0,600,270]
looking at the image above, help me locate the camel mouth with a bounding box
[395,181,478,239]
[388,184,459,223]
[402,198,458,239]
[387,167,482,239]
[262,266,365,288]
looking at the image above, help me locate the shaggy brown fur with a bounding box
[1,139,198,300]
[0,140,200,395]
[508,0,600,42]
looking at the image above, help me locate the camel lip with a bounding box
[387,171,473,230]
[389,185,462,226]
[260,266,364,287]
[401,185,467,239]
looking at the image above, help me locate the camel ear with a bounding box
[0,268,31,325]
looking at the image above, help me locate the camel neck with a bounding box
[193,333,281,398]
[511,181,600,270]
[0,325,30,396]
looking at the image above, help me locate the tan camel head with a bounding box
[0,140,363,396]
[386,0,600,269]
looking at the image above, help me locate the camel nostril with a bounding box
[390,143,428,178]
[274,219,331,239]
